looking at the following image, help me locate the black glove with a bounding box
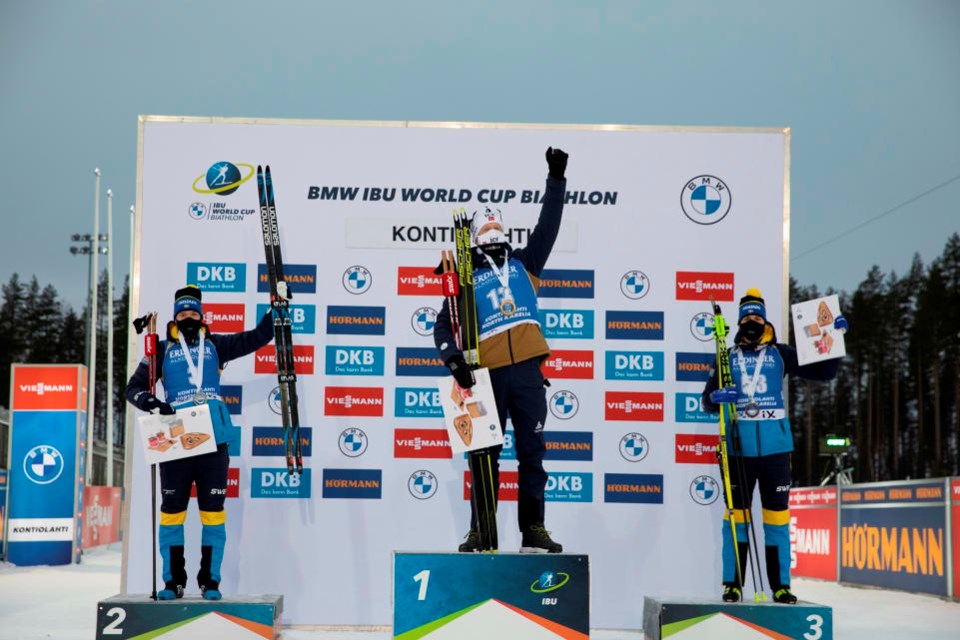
[445,353,475,389]
[546,147,568,180]
[142,394,175,415]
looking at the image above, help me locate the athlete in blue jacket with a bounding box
[701,288,848,604]
[126,285,273,600]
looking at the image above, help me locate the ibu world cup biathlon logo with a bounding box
[690,312,715,342]
[411,307,437,337]
[690,475,720,505]
[192,161,255,196]
[338,428,368,458]
[620,270,650,300]
[23,445,65,485]
[681,175,731,225]
[619,433,649,462]
[549,390,579,420]
[408,470,438,500]
[530,570,570,593]
[343,265,372,295]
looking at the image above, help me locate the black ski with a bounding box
[257,165,302,474]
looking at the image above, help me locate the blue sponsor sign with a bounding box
[605,351,664,381]
[839,481,949,596]
[220,385,243,415]
[545,472,593,502]
[326,305,386,336]
[605,311,664,340]
[676,352,715,382]
[256,303,317,334]
[676,393,713,423]
[325,346,385,376]
[186,262,246,292]
[322,469,383,499]
[396,347,448,377]
[539,309,594,339]
[394,387,443,418]
[226,424,241,457]
[257,263,317,294]
[250,468,311,498]
[538,269,595,299]
[251,427,313,457]
[604,473,664,504]
[544,432,593,461]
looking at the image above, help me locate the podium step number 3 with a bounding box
[643,596,833,640]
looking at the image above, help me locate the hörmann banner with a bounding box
[128,117,789,627]
[5,364,86,566]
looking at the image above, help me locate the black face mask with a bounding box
[176,318,203,341]
[740,320,766,343]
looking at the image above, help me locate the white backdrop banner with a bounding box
[124,117,789,628]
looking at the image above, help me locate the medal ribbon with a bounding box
[481,251,514,303]
[176,330,206,399]
[735,345,766,406]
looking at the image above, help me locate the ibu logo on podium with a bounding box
[251,468,311,499]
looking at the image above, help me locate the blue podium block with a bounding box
[95,594,283,639]
[393,552,589,639]
[643,596,832,640]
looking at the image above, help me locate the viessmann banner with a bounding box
[126,117,789,627]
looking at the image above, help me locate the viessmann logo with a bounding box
[254,345,315,375]
[394,429,453,459]
[397,267,443,296]
[203,303,245,332]
[465,470,519,502]
[541,350,594,380]
[675,433,720,464]
[324,387,384,417]
[604,391,664,422]
[18,382,73,395]
[675,271,735,301]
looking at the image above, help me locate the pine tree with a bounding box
[0,274,28,407]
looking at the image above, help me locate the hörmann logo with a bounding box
[605,351,665,381]
[675,352,715,383]
[322,469,382,499]
[396,347,448,377]
[220,385,242,415]
[544,432,593,462]
[251,427,313,457]
[538,269,595,299]
[539,309,594,339]
[465,470,519,502]
[394,387,443,418]
[326,305,386,336]
[541,350,594,380]
[257,264,317,295]
[395,429,453,459]
[397,267,443,296]
[256,303,317,334]
[325,346,385,376]
[604,391,664,422]
[254,345,315,375]
[187,262,246,292]
[675,434,720,464]
[203,303,245,333]
[675,271,735,302]
[324,387,384,417]
[604,473,664,504]
[605,311,665,340]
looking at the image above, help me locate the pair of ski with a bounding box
[710,298,766,601]
[440,208,499,552]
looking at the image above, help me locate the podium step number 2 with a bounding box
[95,594,283,639]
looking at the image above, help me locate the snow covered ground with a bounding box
[1,545,958,639]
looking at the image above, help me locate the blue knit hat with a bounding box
[173,285,203,316]
[738,288,766,322]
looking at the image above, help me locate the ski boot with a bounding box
[773,587,797,604]
[458,530,483,553]
[157,581,184,600]
[722,585,742,603]
[520,524,563,553]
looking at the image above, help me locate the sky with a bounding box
[1,0,958,311]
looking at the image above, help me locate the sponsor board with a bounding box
[324,386,384,417]
[325,346,386,376]
[220,385,242,415]
[675,434,719,464]
[394,387,443,418]
[190,467,240,499]
[545,472,593,502]
[675,352,714,382]
[541,350,594,380]
[605,311,664,340]
[251,468,311,499]
[257,264,317,294]
[397,267,443,296]
[464,470,519,502]
[396,347,448,377]
[394,429,453,459]
[539,309,594,339]
[322,469,382,499]
[12,367,83,411]
[604,351,664,381]
[549,390,580,420]
[544,431,593,461]
[325,305,385,336]
[604,473,664,504]
[689,475,720,505]
[256,303,317,334]
[538,269,595,299]
[604,391,664,422]
[254,345,315,375]
[202,303,245,332]
[675,393,713,423]
[186,262,246,292]
[251,427,313,457]
[338,428,369,457]
[675,271,735,302]
[789,487,839,581]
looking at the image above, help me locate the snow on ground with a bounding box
[0,546,958,639]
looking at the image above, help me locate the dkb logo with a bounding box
[186,262,246,292]
[539,309,594,339]
[325,346,384,376]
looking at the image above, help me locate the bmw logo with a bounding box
[192,161,255,196]
[338,428,368,457]
[411,307,438,337]
[23,445,65,485]
[188,202,207,220]
[690,475,720,505]
[342,265,372,295]
[408,470,438,500]
[620,270,650,300]
[619,433,649,462]
[268,386,283,415]
[681,175,732,225]
[690,312,715,342]
[549,390,579,420]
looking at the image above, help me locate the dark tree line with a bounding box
[0,271,130,452]
[3,233,960,487]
